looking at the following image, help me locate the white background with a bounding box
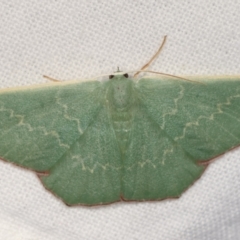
[0,1,240,239]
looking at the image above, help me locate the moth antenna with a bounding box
[138,70,204,84]
[43,75,62,82]
[134,35,167,77]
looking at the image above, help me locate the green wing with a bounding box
[122,77,240,201]
[0,81,102,171]
[0,81,121,205]
[40,105,121,206]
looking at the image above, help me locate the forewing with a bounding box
[136,77,240,161]
[40,105,121,206]
[0,80,103,171]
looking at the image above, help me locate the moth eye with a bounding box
[123,73,129,78]
[109,75,114,79]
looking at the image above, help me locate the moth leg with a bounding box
[43,75,63,82]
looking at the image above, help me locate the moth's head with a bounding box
[109,73,129,80]
[108,67,129,80]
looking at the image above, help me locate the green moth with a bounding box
[1,38,240,206]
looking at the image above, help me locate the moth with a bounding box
[0,36,240,206]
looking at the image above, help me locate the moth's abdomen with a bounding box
[111,111,133,155]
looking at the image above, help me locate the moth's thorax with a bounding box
[106,75,134,110]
